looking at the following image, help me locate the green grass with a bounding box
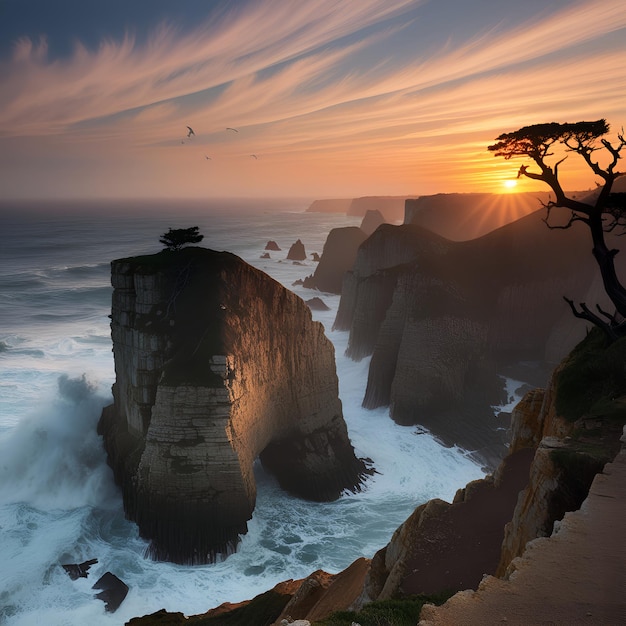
[313,592,454,626]
[555,328,626,422]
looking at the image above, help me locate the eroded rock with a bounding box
[98,247,366,564]
[92,572,128,613]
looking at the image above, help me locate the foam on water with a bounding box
[0,200,486,625]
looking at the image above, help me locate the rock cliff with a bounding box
[302,226,368,294]
[305,196,410,222]
[306,198,353,214]
[335,208,626,464]
[125,330,626,625]
[404,191,553,240]
[98,247,366,564]
[346,196,409,222]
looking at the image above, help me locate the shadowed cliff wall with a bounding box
[98,247,366,564]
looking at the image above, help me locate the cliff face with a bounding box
[306,198,353,213]
[302,226,368,294]
[404,191,553,240]
[346,196,409,222]
[126,332,626,625]
[358,331,625,610]
[98,247,366,564]
[335,209,626,463]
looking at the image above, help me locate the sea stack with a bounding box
[98,247,366,564]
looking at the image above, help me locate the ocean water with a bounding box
[0,198,487,625]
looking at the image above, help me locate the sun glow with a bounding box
[503,179,518,190]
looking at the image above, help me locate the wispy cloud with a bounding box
[0,0,624,197]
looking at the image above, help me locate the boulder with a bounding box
[265,240,281,251]
[92,572,128,613]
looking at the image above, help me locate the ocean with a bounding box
[0,198,491,625]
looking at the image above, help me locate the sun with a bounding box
[503,179,518,190]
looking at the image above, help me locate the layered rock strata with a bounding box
[126,332,625,624]
[98,247,366,564]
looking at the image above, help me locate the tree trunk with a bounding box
[589,212,626,322]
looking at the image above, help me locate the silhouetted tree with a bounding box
[489,119,626,340]
[160,226,204,251]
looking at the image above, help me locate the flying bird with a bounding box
[250,154,258,160]
[186,126,195,138]
[226,127,239,133]
[205,155,212,160]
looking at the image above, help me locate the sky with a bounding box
[0,0,625,200]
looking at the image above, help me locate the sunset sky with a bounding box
[1,0,625,200]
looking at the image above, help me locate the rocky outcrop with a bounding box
[126,559,370,625]
[98,247,366,564]
[347,196,409,222]
[126,331,626,625]
[419,438,626,626]
[302,227,368,294]
[305,196,408,221]
[360,332,625,609]
[359,209,386,236]
[305,297,330,311]
[358,448,534,606]
[335,207,626,462]
[306,198,353,214]
[287,239,307,260]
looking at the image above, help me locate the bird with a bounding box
[250,154,258,160]
[226,127,239,133]
[205,155,212,160]
[186,126,195,138]
[517,164,528,178]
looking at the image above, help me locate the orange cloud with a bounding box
[0,0,624,198]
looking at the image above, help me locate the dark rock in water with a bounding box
[265,240,281,251]
[302,227,368,294]
[98,247,366,564]
[127,609,188,624]
[306,297,330,311]
[347,196,407,222]
[311,252,321,262]
[92,571,128,613]
[287,239,306,260]
[62,558,98,580]
[260,252,270,259]
[292,279,304,286]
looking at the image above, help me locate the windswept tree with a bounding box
[489,120,626,340]
[160,226,204,251]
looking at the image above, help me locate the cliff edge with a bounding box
[98,247,366,564]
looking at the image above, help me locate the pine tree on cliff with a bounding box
[160,226,204,251]
[489,120,626,341]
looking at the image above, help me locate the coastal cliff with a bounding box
[98,247,366,564]
[126,329,626,624]
[334,208,626,465]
